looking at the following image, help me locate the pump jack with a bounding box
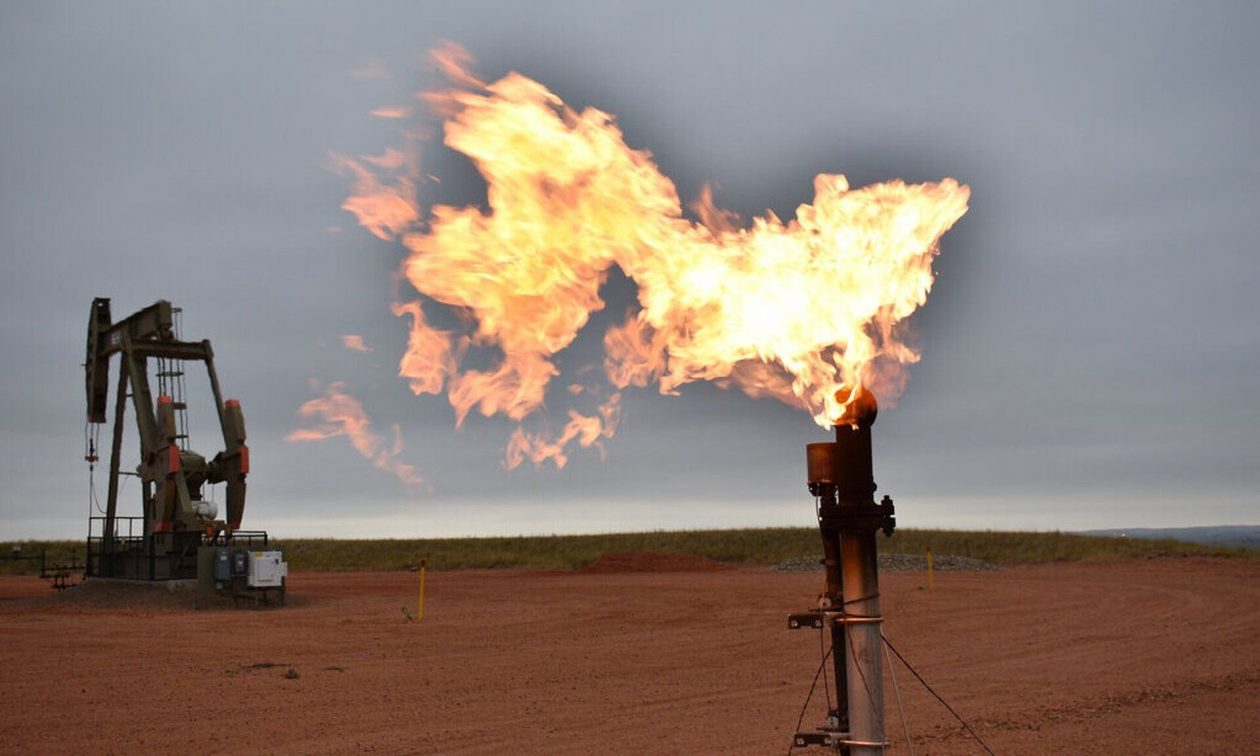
[84,297,266,582]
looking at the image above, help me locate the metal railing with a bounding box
[87,517,269,580]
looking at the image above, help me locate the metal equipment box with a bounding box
[214,549,231,581]
[247,550,288,588]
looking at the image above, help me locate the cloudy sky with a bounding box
[2,2,1257,539]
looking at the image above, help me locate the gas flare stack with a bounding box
[789,387,895,754]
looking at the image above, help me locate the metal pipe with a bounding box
[840,529,884,755]
[820,531,849,729]
[834,409,885,756]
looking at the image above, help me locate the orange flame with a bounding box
[286,381,424,486]
[504,393,622,469]
[339,43,970,468]
[340,334,373,353]
[331,151,418,241]
[370,106,412,119]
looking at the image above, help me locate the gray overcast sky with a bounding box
[2,2,1257,539]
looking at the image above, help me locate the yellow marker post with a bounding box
[926,547,935,590]
[418,559,427,622]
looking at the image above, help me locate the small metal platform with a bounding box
[793,729,846,749]
[787,610,824,630]
[788,609,884,630]
[794,730,889,750]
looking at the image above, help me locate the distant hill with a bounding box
[1077,525,1260,551]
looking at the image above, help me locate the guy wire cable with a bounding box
[882,633,996,756]
[884,638,915,756]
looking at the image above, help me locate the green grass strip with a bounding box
[2,528,1251,575]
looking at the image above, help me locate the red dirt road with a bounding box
[2,557,1258,754]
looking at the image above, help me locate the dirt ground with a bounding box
[1,556,1257,755]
